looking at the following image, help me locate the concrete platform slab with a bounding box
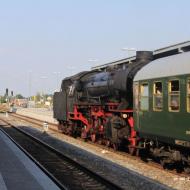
[0,129,60,190]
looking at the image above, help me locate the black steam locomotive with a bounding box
[53,51,153,149]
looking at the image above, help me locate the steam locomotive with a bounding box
[53,50,190,171]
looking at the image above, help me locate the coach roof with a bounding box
[134,51,190,81]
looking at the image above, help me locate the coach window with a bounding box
[187,79,190,112]
[153,82,163,111]
[140,83,149,111]
[168,80,180,112]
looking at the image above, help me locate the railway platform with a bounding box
[0,129,60,190]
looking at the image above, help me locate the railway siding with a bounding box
[15,108,58,124]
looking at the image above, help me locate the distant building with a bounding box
[14,98,28,108]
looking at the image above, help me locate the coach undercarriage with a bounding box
[137,138,190,173]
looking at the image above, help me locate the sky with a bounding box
[0,0,190,96]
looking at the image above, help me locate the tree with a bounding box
[0,96,7,103]
[15,94,24,99]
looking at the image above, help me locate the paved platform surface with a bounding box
[0,129,60,190]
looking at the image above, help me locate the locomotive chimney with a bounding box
[131,51,153,74]
[136,51,153,62]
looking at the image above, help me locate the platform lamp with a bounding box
[88,59,99,70]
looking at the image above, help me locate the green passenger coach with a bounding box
[133,51,190,168]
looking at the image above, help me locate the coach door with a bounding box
[138,82,149,129]
[134,82,140,129]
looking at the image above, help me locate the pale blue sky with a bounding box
[0,0,189,96]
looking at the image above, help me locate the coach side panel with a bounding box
[134,74,190,146]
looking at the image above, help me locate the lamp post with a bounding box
[28,70,32,107]
[121,47,137,58]
[40,76,48,105]
[88,59,99,70]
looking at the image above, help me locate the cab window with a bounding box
[140,83,149,111]
[153,82,163,111]
[168,80,180,112]
[187,79,190,112]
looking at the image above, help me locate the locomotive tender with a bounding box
[53,42,190,170]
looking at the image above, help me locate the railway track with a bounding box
[8,113,189,177]
[0,118,122,190]
[10,113,58,131]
